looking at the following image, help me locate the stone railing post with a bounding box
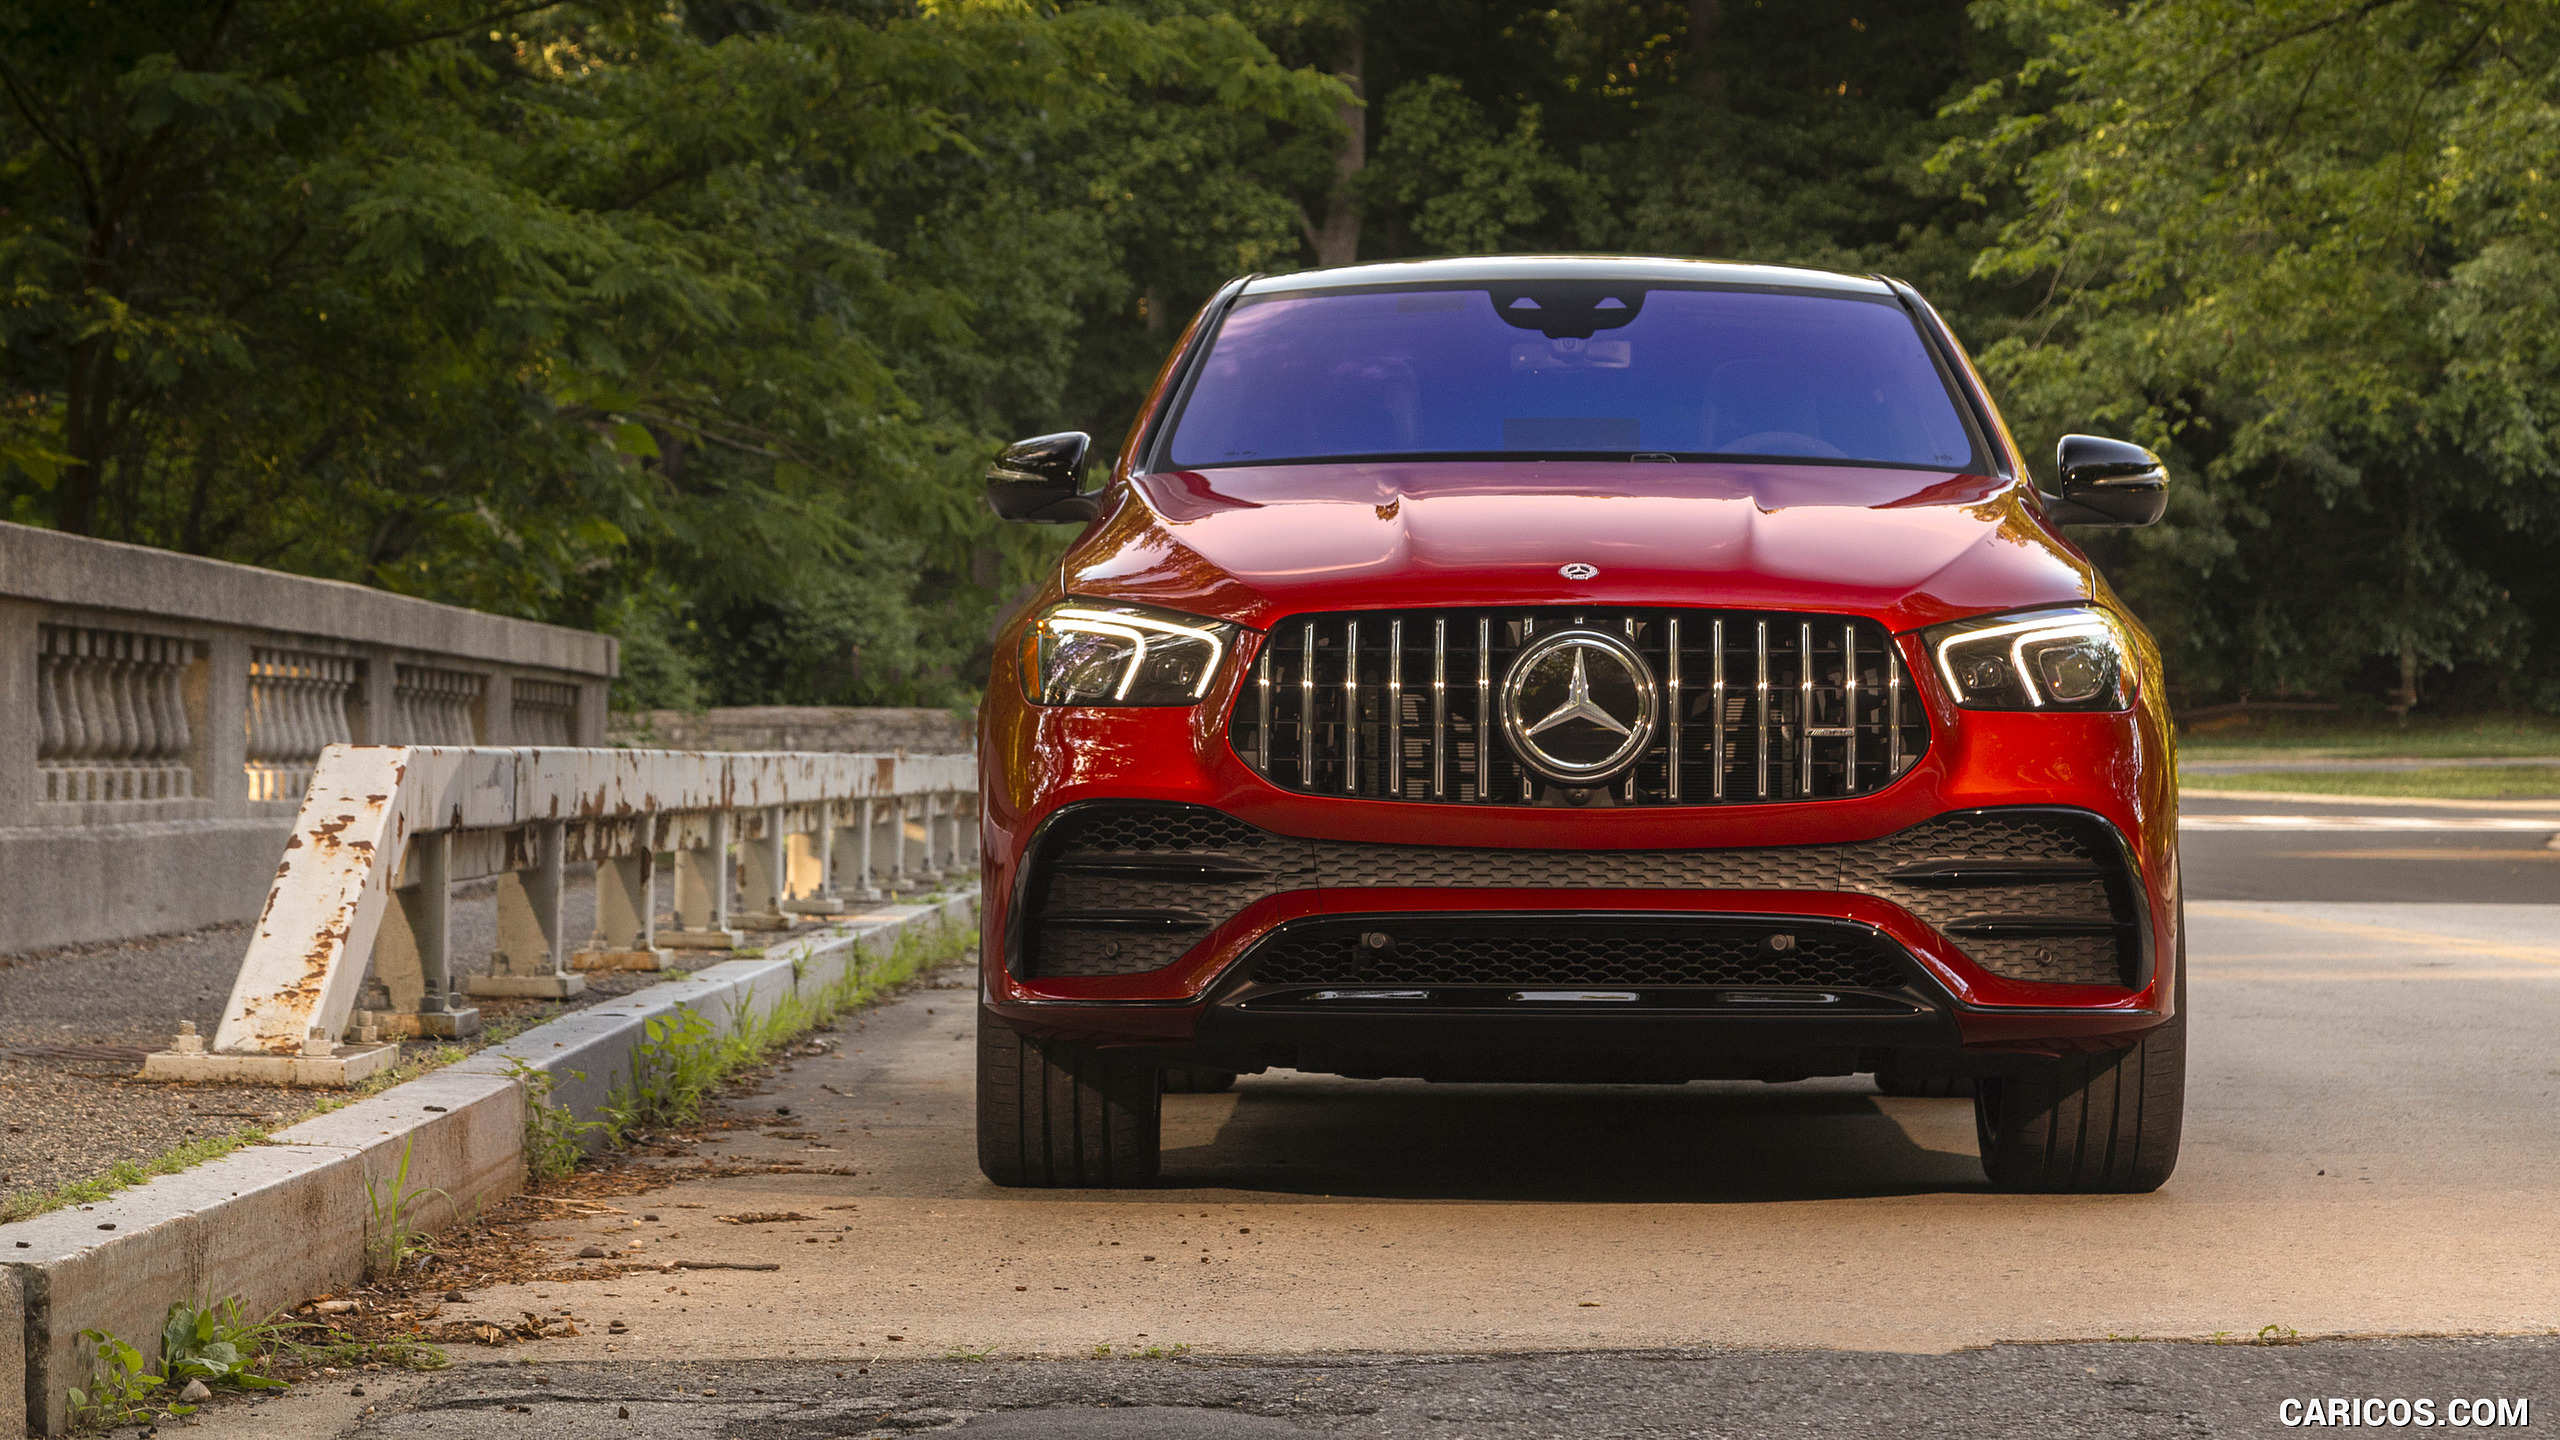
[734,803,791,930]
[841,796,883,903]
[665,810,741,949]
[789,800,850,915]
[370,829,480,1038]
[910,792,946,886]
[888,795,911,894]
[471,819,585,999]
[575,841,669,972]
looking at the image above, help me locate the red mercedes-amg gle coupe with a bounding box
[974,256,2182,1194]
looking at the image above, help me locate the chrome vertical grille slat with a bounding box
[1229,608,1926,806]
[1343,619,1360,795]
[1888,646,1905,775]
[1387,618,1403,800]
[1255,645,1271,774]
[1431,618,1447,800]
[1665,617,1682,803]
[1798,620,1815,799]
[1843,622,1859,794]
[1754,621,1771,800]
[1475,617,1491,802]
[1299,622,1315,788]
[1710,618,1725,800]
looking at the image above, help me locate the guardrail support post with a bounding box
[940,789,965,877]
[790,800,851,915]
[845,797,883,902]
[735,803,794,930]
[576,847,670,972]
[373,829,481,1038]
[889,795,912,894]
[910,792,946,886]
[665,809,742,949]
[472,819,587,998]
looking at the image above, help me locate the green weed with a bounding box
[66,1329,184,1429]
[361,1139,447,1281]
[606,1007,723,1134]
[277,1332,451,1372]
[600,919,970,1142]
[161,1298,290,1392]
[510,1062,610,1183]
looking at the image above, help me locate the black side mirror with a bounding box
[985,431,1100,523]
[2046,434,2169,527]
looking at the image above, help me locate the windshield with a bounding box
[1159,284,1980,471]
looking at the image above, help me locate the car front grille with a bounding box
[1013,801,2143,988]
[1227,607,1929,805]
[1247,916,1910,990]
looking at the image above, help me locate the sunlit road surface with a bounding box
[202,801,2560,1438]
[337,906,2560,1367]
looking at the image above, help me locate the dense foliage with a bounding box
[8,0,2560,714]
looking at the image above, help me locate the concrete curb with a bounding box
[4,891,976,1437]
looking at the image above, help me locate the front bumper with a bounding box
[979,642,2181,1070]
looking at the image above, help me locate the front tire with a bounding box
[977,1014,1161,1188]
[1874,1068,1973,1099]
[1161,1067,1238,1094]
[1973,999,2185,1194]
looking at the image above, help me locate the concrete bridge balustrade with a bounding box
[0,522,617,955]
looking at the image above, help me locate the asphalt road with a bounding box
[2182,792,2560,903]
[196,794,2560,1440]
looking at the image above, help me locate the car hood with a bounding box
[1062,461,2099,634]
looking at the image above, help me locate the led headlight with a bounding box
[1021,599,1240,706]
[1925,605,2131,711]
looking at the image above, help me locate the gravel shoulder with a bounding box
[0,866,823,1214]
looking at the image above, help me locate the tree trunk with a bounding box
[2387,507,2420,720]
[1312,28,1365,268]
[56,340,103,535]
[1687,0,1725,102]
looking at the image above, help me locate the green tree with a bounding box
[0,0,1343,707]
[1943,0,2560,711]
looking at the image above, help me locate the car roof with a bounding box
[1239,254,1893,299]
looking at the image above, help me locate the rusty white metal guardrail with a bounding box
[143,744,977,1085]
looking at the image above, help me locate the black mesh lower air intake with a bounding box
[1017,802,1310,978]
[1843,810,2143,987]
[1247,917,1909,990]
[1015,800,2146,987]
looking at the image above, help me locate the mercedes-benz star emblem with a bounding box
[1558,562,1599,581]
[1499,628,1658,785]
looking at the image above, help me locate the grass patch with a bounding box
[602,918,971,1141]
[4,908,972,1232]
[2180,712,2560,762]
[0,1125,270,1227]
[0,1036,486,1227]
[272,1331,451,1372]
[2182,767,2560,799]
